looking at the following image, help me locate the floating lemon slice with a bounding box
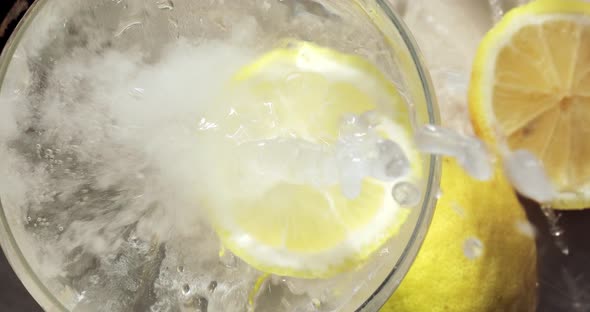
[206,41,421,278]
[469,0,590,209]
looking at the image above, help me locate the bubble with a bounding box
[463,237,484,260]
[189,296,208,312]
[374,139,409,179]
[435,189,443,199]
[176,265,184,273]
[392,181,421,206]
[181,284,191,295]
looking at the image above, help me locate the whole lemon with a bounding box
[382,158,537,311]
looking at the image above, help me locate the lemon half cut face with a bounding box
[469,0,590,209]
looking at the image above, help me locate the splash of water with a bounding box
[414,124,493,181]
[541,204,569,255]
[504,150,556,203]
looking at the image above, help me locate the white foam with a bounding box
[0,37,257,260]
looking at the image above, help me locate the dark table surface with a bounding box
[0,1,589,311]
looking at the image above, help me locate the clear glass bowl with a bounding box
[0,0,440,311]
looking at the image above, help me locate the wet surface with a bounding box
[0,1,588,311]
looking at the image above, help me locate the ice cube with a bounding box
[339,162,364,199]
[503,150,556,203]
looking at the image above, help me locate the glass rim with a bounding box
[357,1,440,310]
[0,0,441,311]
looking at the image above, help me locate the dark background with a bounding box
[0,1,588,311]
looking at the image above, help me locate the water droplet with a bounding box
[208,281,217,293]
[515,220,536,238]
[181,284,191,295]
[176,265,184,273]
[392,182,421,206]
[541,204,569,255]
[58,225,64,232]
[488,0,504,23]
[130,87,145,98]
[450,202,465,217]
[435,189,443,199]
[375,140,409,179]
[463,237,483,260]
[156,0,174,10]
[385,158,409,178]
[184,295,208,311]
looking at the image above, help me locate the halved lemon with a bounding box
[469,0,590,209]
[206,41,421,278]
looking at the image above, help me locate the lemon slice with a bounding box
[469,0,590,209]
[206,41,421,278]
